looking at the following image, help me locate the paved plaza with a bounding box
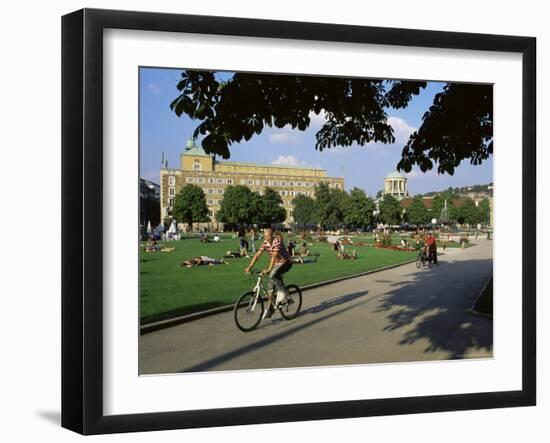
[139,239,493,374]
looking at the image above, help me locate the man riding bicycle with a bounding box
[245,228,292,319]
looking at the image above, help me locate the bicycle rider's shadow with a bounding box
[266,290,369,328]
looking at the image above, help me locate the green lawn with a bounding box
[140,237,416,324]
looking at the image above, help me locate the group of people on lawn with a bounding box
[178,228,318,270]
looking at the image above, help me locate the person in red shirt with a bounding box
[425,232,438,265]
[245,228,293,318]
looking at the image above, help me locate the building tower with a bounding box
[383,171,408,200]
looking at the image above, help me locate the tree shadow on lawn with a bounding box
[375,257,493,359]
[180,290,369,372]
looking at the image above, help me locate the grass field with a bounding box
[140,236,417,324]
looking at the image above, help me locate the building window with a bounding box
[198,177,204,183]
[281,191,287,196]
[217,189,223,194]
[207,188,213,194]
[297,182,302,187]
[227,179,233,184]
[248,179,254,185]
[217,178,223,184]
[168,176,175,186]
[208,199,213,205]
[264,180,270,186]
[168,198,175,207]
[281,181,287,186]
[289,181,294,186]
[208,178,214,183]
[168,187,175,197]
[335,183,340,189]
[272,181,278,186]
[193,160,201,171]
[186,177,194,183]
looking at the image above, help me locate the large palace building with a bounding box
[160,139,344,229]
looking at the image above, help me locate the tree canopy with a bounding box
[343,187,375,228]
[216,185,262,225]
[456,197,481,226]
[477,198,491,225]
[292,195,316,226]
[216,185,286,226]
[171,71,492,174]
[378,194,402,225]
[398,83,493,175]
[172,184,210,228]
[313,182,347,230]
[406,196,429,225]
[261,188,286,224]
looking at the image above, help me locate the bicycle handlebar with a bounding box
[248,269,265,276]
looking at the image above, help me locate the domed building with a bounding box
[383,171,409,200]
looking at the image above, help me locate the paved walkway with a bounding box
[139,239,493,374]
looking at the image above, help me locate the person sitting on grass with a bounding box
[287,239,297,256]
[179,256,227,268]
[297,242,311,257]
[337,250,357,260]
[145,238,159,252]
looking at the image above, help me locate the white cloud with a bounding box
[148,82,161,95]
[308,110,327,127]
[269,126,298,145]
[272,155,321,169]
[405,169,437,179]
[387,116,416,143]
[268,131,298,144]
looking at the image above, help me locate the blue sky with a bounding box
[139,67,493,196]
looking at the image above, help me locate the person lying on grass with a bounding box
[179,256,227,268]
[292,256,317,264]
[224,250,245,258]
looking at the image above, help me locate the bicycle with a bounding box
[415,249,427,269]
[233,270,302,332]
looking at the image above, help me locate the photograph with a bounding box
[138,68,494,375]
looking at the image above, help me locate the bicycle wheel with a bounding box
[234,291,264,332]
[279,284,302,320]
[416,254,422,269]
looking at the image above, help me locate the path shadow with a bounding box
[180,290,369,372]
[375,258,493,359]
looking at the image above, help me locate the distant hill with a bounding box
[422,183,493,198]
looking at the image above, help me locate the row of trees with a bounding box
[404,194,491,226]
[171,182,491,230]
[172,184,286,228]
[292,182,375,229]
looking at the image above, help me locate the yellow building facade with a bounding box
[160,140,344,229]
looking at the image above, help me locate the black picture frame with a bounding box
[61,8,536,435]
